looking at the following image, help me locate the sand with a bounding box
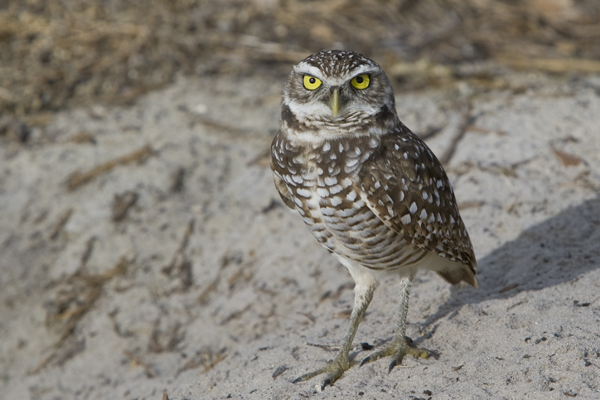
[1,72,599,400]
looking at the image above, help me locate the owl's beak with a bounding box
[330,88,339,117]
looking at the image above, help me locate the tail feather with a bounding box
[437,264,478,288]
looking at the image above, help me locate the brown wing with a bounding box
[272,172,295,209]
[358,126,477,284]
[270,130,296,210]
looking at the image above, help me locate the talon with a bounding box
[388,359,397,373]
[293,356,349,388]
[360,336,430,372]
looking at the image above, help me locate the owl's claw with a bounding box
[359,336,429,372]
[293,357,349,389]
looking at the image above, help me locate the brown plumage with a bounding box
[270,50,477,389]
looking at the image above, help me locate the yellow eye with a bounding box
[351,74,370,89]
[303,75,322,90]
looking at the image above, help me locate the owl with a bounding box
[270,50,477,389]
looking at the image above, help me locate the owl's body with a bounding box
[271,50,476,388]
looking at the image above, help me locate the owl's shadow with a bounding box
[419,196,600,330]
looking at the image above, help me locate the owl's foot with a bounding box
[293,356,350,390]
[359,336,429,373]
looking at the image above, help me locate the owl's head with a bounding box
[282,50,397,140]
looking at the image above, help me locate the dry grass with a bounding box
[1,0,599,122]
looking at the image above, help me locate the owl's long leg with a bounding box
[293,282,375,389]
[360,275,429,371]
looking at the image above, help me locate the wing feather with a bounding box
[358,128,477,285]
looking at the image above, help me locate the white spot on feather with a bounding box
[321,207,335,216]
[409,202,418,214]
[346,158,359,168]
[329,184,343,194]
[341,177,352,188]
[316,188,329,197]
[296,188,311,198]
[324,176,337,185]
[330,196,342,206]
[292,175,303,184]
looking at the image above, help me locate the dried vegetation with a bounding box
[1,0,599,123]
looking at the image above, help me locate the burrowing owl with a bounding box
[270,50,477,388]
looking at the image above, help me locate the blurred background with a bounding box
[1,0,600,126]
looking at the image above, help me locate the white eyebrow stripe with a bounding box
[294,64,379,86]
[294,64,325,79]
[348,65,377,77]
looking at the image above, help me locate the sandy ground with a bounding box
[1,71,600,400]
